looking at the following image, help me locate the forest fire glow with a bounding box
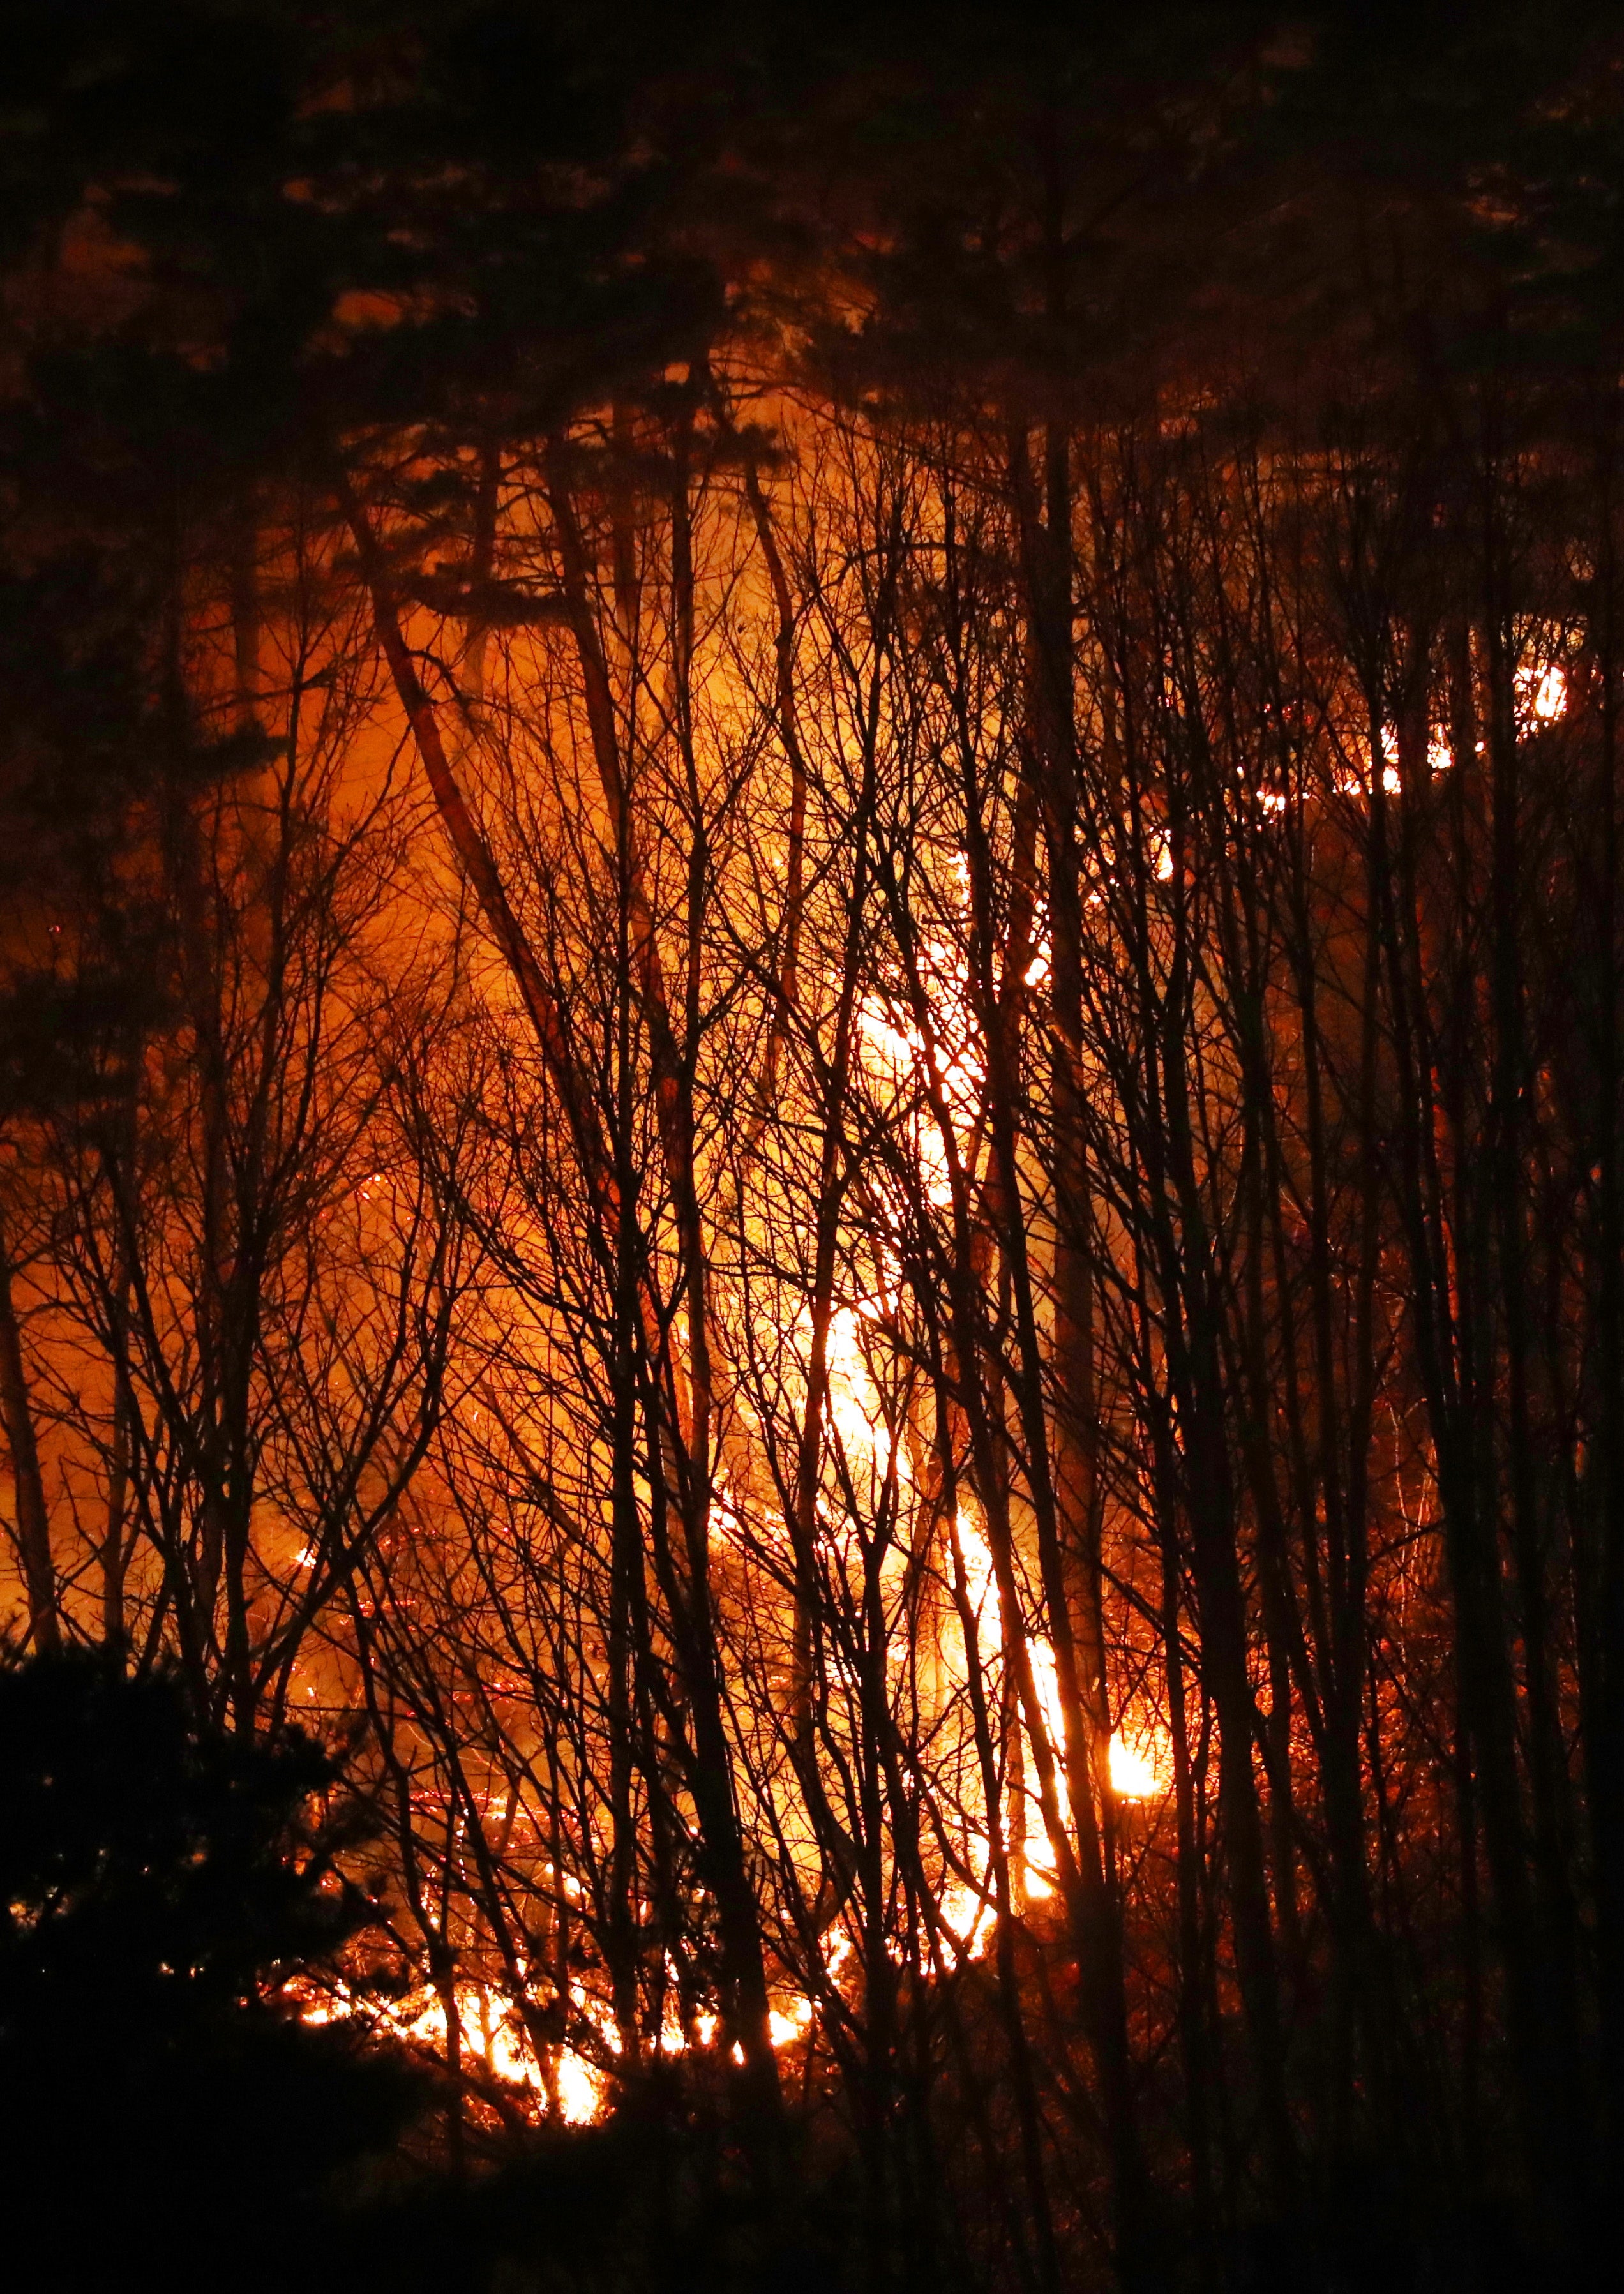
[3,15,1616,2281]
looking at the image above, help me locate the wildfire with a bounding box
[1108,1734,1162,1801]
[769,1995,816,2047]
[555,2051,606,2125]
[1517,657,1568,726]
[299,1962,828,2133]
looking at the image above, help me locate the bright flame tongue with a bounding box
[1109,1734,1159,1801]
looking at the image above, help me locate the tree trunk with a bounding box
[0,1232,58,1655]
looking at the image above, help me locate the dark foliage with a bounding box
[0,1655,423,2293]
